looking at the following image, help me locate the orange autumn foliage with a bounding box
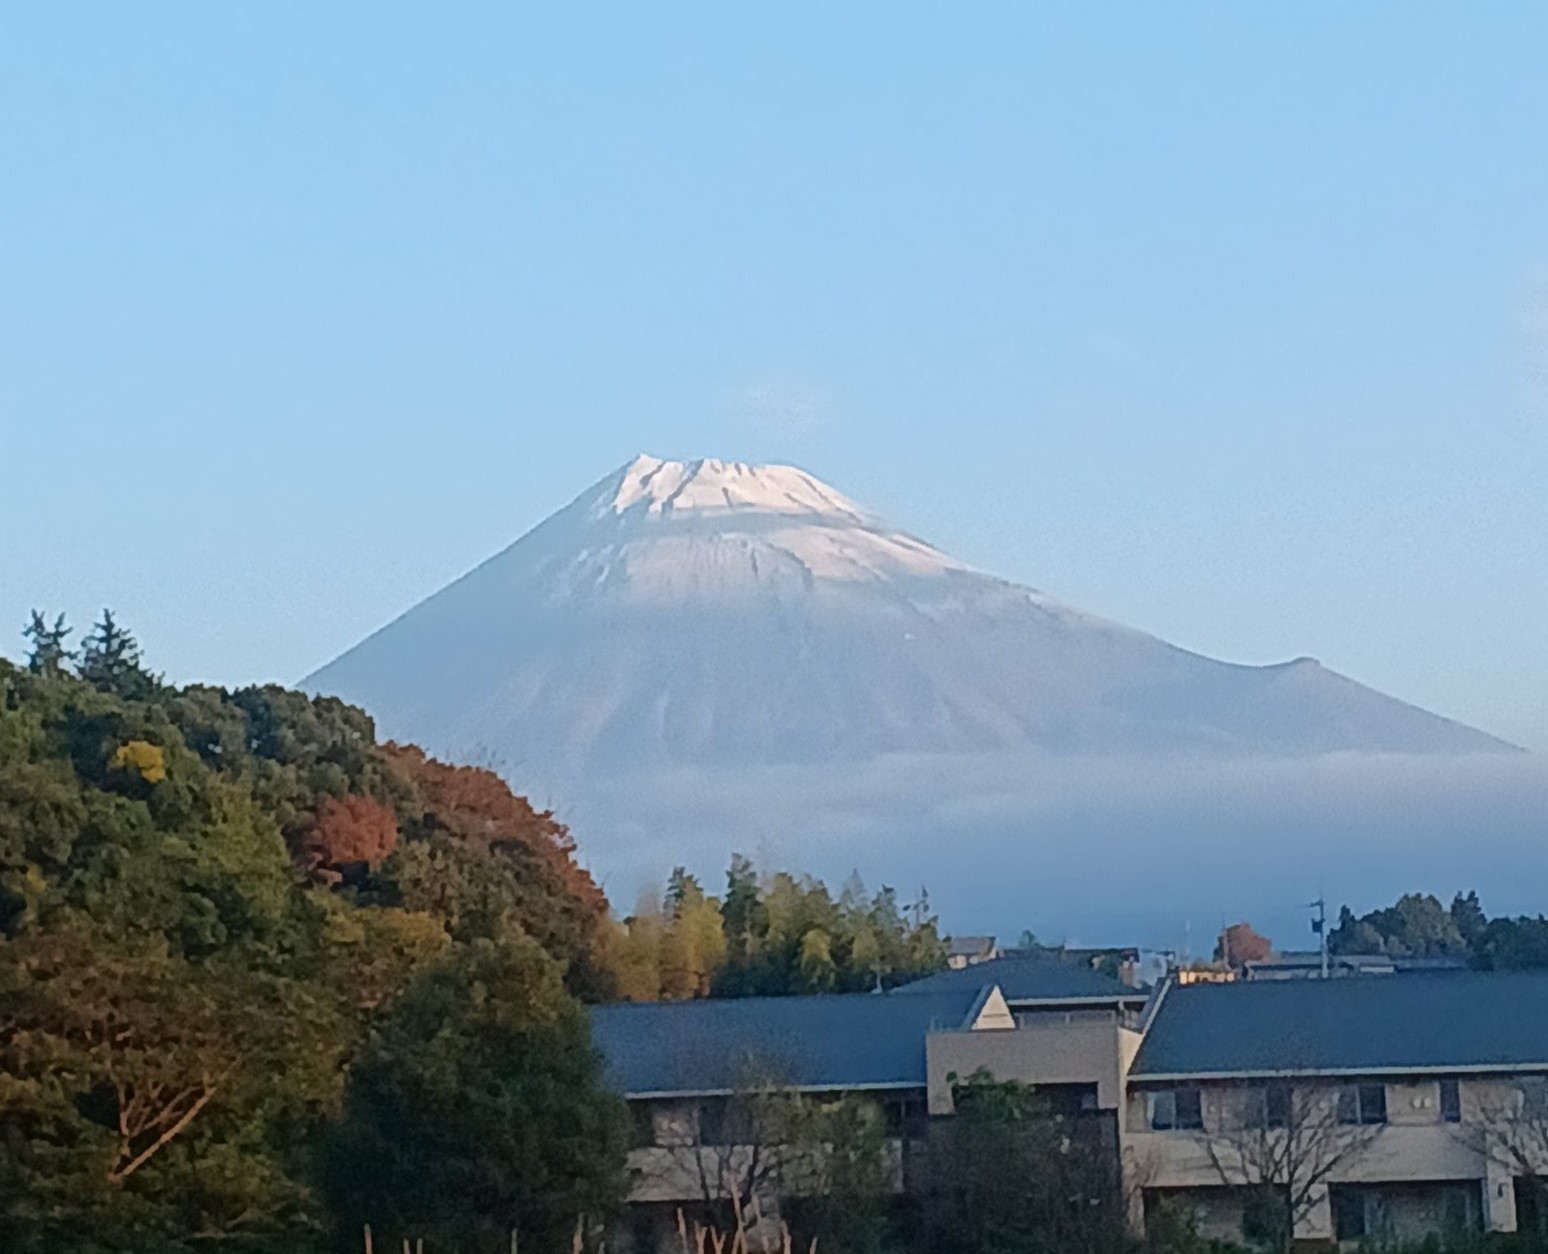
[380,745,614,997]
[293,794,399,883]
[383,744,606,917]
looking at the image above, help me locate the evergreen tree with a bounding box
[923,1071,1126,1254]
[77,608,158,701]
[1451,890,1488,949]
[664,865,699,918]
[325,937,628,1254]
[719,853,768,989]
[22,610,74,677]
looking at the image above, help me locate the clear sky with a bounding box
[2,3,1545,750]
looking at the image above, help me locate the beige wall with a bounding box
[926,1016,1140,1115]
[1126,1077,1548,1240]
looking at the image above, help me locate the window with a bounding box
[1332,1187,1389,1242]
[1337,1083,1388,1126]
[1439,1079,1462,1124]
[696,1099,750,1146]
[883,1094,926,1137]
[1149,1086,1204,1131]
[1265,1083,1291,1129]
[1244,1083,1292,1129]
[630,1102,657,1148]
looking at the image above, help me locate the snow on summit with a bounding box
[566,453,971,593]
[603,454,872,521]
[304,453,1518,780]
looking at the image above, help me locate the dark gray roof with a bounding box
[1132,971,1548,1078]
[589,990,978,1097]
[894,954,1141,1002]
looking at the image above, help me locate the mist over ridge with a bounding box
[304,454,1537,944]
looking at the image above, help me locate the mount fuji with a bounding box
[304,453,1513,777]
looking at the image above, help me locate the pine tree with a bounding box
[664,865,699,919]
[78,608,158,700]
[1451,890,1488,950]
[22,610,74,677]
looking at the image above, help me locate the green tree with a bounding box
[1328,905,1386,956]
[659,872,726,999]
[2,641,631,1251]
[1450,890,1488,950]
[797,927,838,993]
[720,853,769,986]
[1475,915,1548,969]
[77,609,159,702]
[786,1095,892,1254]
[0,915,344,1252]
[1374,893,1467,956]
[922,1071,1126,1254]
[325,937,628,1254]
[22,611,74,677]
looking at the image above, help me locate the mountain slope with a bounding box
[304,454,1516,774]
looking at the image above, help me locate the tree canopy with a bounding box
[0,615,625,1252]
[611,858,945,1000]
[0,613,953,1250]
[1329,889,1548,969]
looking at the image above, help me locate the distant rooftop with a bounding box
[1133,970,1548,1078]
[894,952,1143,1002]
[946,934,996,958]
[589,990,981,1097]
[1243,951,1469,979]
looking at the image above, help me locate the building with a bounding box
[590,955,1141,1250]
[1242,951,1470,980]
[943,934,997,969]
[590,962,1548,1249]
[1127,972,1548,1244]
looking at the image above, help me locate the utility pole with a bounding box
[1307,897,1329,978]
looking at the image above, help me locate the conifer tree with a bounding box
[77,608,158,700]
[22,610,74,677]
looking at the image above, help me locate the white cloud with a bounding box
[560,750,1548,955]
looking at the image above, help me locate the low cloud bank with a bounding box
[550,751,1547,954]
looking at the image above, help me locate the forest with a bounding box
[0,613,945,1252]
[1328,890,1548,968]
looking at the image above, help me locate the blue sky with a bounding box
[2,3,1545,750]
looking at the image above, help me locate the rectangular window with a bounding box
[1358,1083,1387,1125]
[1338,1083,1388,1126]
[883,1094,926,1137]
[1175,1086,1203,1129]
[697,1100,748,1146]
[631,1102,657,1148]
[1150,1086,1203,1130]
[1264,1083,1291,1129]
[1439,1079,1462,1124]
[1332,1188,1366,1242]
[1245,1083,1292,1129]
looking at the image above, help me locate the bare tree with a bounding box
[685,1080,805,1251]
[1195,1080,1385,1251]
[1465,1077,1548,1232]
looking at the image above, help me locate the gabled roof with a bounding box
[1132,971,1548,1079]
[894,953,1140,1002]
[589,990,980,1097]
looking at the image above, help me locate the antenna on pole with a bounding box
[1306,896,1328,979]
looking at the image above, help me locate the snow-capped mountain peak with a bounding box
[305,453,1518,776]
[599,454,874,523]
[564,454,968,592]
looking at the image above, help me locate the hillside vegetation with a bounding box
[0,612,634,1251]
[0,612,947,1252]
